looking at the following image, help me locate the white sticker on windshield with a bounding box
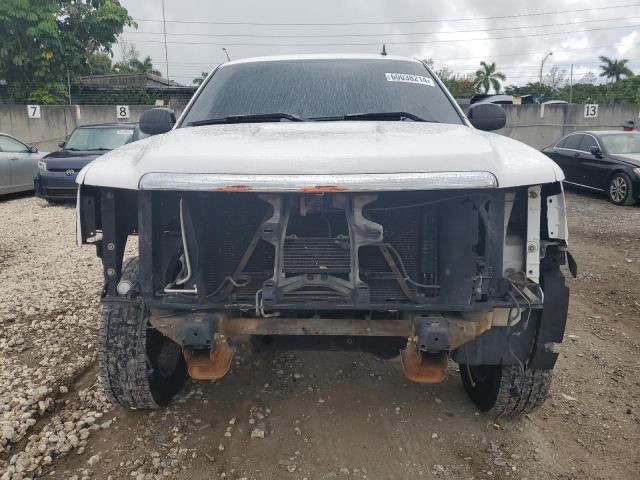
[386,72,435,87]
[116,130,132,135]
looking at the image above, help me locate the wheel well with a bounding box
[606,169,629,184]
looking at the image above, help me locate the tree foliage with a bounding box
[435,68,477,97]
[193,72,209,86]
[599,56,634,83]
[113,45,162,76]
[505,74,639,104]
[473,61,506,94]
[0,0,134,103]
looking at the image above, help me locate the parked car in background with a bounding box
[35,123,144,201]
[0,133,48,196]
[542,130,640,205]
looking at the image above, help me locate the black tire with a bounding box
[607,172,636,206]
[99,257,187,409]
[459,364,552,417]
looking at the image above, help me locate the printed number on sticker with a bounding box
[27,105,41,119]
[584,104,598,118]
[385,73,435,87]
[117,105,130,119]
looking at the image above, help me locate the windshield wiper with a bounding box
[187,113,306,126]
[311,112,435,122]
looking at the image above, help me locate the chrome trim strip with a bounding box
[139,171,498,192]
[563,180,604,192]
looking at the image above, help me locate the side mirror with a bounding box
[139,108,176,135]
[589,146,603,158]
[28,145,38,153]
[467,103,507,131]
[58,141,66,149]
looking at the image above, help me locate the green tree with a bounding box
[87,52,114,75]
[0,0,133,103]
[504,82,557,102]
[473,61,506,94]
[114,45,161,76]
[129,56,162,76]
[618,75,640,103]
[598,56,634,83]
[193,72,209,85]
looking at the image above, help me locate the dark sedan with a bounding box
[35,123,144,201]
[542,130,640,205]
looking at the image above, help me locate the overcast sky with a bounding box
[116,0,640,87]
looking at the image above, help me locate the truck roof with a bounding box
[223,53,423,67]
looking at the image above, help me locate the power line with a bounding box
[130,3,640,26]
[140,44,634,65]
[123,16,639,39]
[159,61,633,74]
[120,23,640,47]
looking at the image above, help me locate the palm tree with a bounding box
[139,56,162,76]
[126,55,162,76]
[598,56,633,82]
[473,61,506,94]
[193,72,208,86]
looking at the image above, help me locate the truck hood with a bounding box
[77,122,563,190]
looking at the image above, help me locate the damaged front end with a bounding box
[78,179,570,384]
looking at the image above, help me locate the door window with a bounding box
[0,135,27,153]
[579,135,599,153]
[562,134,583,150]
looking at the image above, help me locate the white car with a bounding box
[77,54,572,416]
[0,133,48,195]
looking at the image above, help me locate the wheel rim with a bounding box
[610,176,627,203]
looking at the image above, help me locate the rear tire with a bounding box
[459,364,552,417]
[99,258,187,408]
[608,172,636,206]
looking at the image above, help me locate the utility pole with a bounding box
[222,48,231,62]
[161,0,170,81]
[67,69,72,105]
[569,64,574,104]
[539,51,553,84]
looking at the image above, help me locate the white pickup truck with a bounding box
[77,54,571,416]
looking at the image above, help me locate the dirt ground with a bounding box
[0,189,638,480]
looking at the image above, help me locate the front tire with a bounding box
[99,258,187,409]
[608,172,636,206]
[459,364,552,417]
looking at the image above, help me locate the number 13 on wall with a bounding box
[584,104,598,118]
[116,105,130,119]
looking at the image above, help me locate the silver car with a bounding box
[0,133,48,195]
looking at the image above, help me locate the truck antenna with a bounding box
[381,44,387,56]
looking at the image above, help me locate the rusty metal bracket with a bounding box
[400,341,448,384]
[184,339,234,380]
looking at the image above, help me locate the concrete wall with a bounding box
[496,103,640,149]
[0,103,638,153]
[0,105,186,152]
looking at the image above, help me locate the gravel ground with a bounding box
[0,190,639,480]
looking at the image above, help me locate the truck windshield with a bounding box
[181,58,463,126]
[65,127,134,151]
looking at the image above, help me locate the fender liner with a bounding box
[528,264,569,369]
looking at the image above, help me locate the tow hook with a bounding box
[401,317,449,383]
[184,335,234,380]
[400,340,448,384]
